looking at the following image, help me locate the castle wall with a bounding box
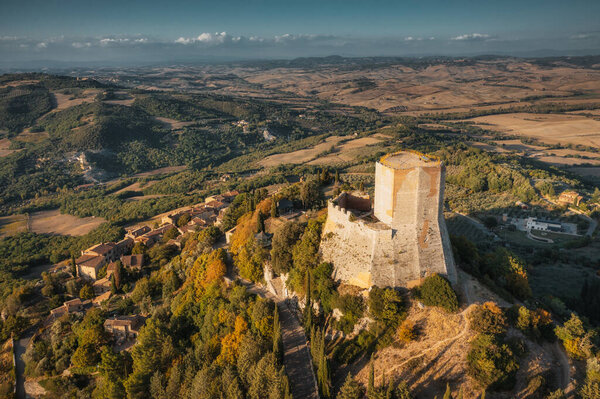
[321,153,457,289]
[321,202,380,288]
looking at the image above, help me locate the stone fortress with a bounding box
[320,151,457,289]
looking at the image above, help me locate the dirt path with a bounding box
[553,341,572,393]
[15,331,33,399]
[238,279,319,399]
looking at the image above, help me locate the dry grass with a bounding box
[466,113,600,148]
[0,214,28,237]
[29,209,106,236]
[259,135,385,167]
[349,300,563,398]
[0,138,18,157]
[307,136,384,165]
[238,60,600,114]
[51,89,98,111]
[532,155,600,166]
[154,116,195,130]
[259,136,348,167]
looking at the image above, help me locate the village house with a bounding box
[76,254,106,280]
[83,242,119,262]
[205,194,226,203]
[222,190,239,202]
[126,226,151,239]
[50,298,85,318]
[558,191,583,207]
[205,200,227,211]
[121,254,144,270]
[93,291,111,306]
[93,277,112,295]
[115,237,134,255]
[137,224,175,247]
[104,315,144,343]
[161,211,190,226]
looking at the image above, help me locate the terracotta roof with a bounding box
[205,200,226,209]
[121,254,143,268]
[76,254,105,269]
[116,237,133,247]
[93,277,111,287]
[104,315,143,331]
[127,226,151,237]
[85,242,116,256]
[93,291,111,304]
[64,298,82,306]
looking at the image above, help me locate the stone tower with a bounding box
[320,151,456,289]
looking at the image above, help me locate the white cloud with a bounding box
[72,42,92,48]
[176,32,230,45]
[451,33,490,41]
[570,33,596,40]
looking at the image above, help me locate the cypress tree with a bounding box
[273,305,282,362]
[71,254,77,276]
[443,383,452,399]
[271,200,278,218]
[335,170,340,185]
[368,355,375,397]
[304,272,312,331]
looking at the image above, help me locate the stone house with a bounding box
[121,254,144,270]
[558,191,583,206]
[76,254,106,280]
[104,315,144,342]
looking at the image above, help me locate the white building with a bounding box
[525,217,562,232]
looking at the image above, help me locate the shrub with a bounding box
[415,274,459,312]
[396,319,417,344]
[468,302,507,335]
[368,286,405,326]
[467,334,519,390]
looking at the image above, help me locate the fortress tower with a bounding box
[320,151,456,289]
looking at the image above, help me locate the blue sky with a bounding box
[1,0,599,66]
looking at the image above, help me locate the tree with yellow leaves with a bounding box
[218,315,248,365]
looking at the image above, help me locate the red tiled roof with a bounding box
[121,254,143,268]
[85,242,116,256]
[76,254,105,269]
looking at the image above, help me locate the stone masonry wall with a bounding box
[320,154,457,289]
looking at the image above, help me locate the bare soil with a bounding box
[29,209,106,236]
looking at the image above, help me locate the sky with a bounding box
[1,0,599,67]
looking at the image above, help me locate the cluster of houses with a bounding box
[50,190,241,346]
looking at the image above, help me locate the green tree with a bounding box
[273,305,282,362]
[468,302,507,335]
[79,284,94,300]
[271,222,304,274]
[338,373,363,399]
[271,200,278,218]
[415,274,459,312]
